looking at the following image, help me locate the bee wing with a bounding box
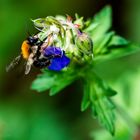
[6,55,21,72]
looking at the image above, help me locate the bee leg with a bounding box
[25,54,34,75]
[33,59,50,68]
[6,55,21,72]
[40,35,52,52]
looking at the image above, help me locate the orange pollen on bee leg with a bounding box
[21,40,30,59]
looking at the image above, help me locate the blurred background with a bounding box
[0,0,140,139]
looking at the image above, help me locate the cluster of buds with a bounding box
[32,15,93,68]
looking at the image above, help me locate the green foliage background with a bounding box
[0,0,140,140]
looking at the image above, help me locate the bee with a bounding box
[6,34,63,74]
[6,35,47,75]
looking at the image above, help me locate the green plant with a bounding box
[20,6,140,135]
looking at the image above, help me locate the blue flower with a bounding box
[44,46,70,71]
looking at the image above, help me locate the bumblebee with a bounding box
[6,32,71,74]
[6,35,52,74]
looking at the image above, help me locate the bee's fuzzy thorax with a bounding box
[21,40,30,59]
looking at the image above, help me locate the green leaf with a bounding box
[84,6,136,63]
[94,43,140,64]
[81,71,116,135]
[31,69,76,95]
[107,35,129,47]
[49,72,76,96]
[31,70,56,92]
[92,73,117,97]
[91,97,115,135]
[94,31,115,55]
[94,34,129,56]
[85,6,112,41]
[105,87,117,97]
[81,83,90,111]
[89,81,115,135]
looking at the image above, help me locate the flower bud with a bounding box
[74,32,93,61]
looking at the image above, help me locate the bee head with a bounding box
[27,36,38,46]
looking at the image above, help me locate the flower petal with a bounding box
[44,46,62,57]
[44,46,70,71]
[48,54,70,71]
